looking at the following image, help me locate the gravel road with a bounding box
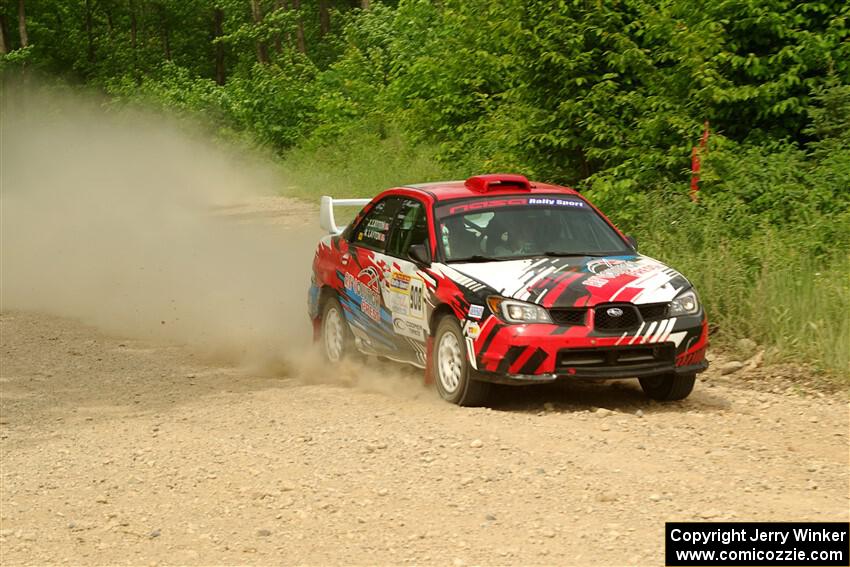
[4,93,843,566]
[1,308,847,566]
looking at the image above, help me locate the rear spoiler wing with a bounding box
[319,196,371,235]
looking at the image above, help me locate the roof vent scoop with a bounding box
[464,174,532,193]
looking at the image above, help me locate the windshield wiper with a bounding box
[539,251,608,257]
[448,254,502,263]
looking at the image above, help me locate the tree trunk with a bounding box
[361,0,370,10]
[250,0,269,64]
[158,3,171,60]
[17,0,28,48]
[292,0,305,54]
[319,0,330,37]
[129,0,137,50]
[85,0,95,62]
[213,7,225,85]
[275,0,290,52]
[0,15,9,54]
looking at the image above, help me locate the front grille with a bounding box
[549,302,670,330]
[638,303,668,321]
[549,308,587,326]
[557,344,675,370]
[594,304,641,331]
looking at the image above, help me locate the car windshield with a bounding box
[435,195,632,262]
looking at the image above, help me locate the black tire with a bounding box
[320,297,352,363]
[639,373,696,401]
[432,316,491,406]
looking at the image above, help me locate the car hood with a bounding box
[441,254,691,308]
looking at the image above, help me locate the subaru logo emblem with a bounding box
[607,307,624,317]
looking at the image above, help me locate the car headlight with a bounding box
[668,289,700,316]
[487,296,552,324]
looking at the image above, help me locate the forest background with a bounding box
[1,0,848,377]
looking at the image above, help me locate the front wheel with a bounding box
[321,297,351,363]
[639,373,695,401]
[432,316,490,406]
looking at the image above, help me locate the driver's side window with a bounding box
[386,198,429,259]
[351,197,401,252]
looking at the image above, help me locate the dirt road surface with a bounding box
[1,306,848,566]
[2,187,848,566]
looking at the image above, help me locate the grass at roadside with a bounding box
[630,194,850,378]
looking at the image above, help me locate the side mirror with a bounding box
[626,235,638,250]
[409,243,432,266]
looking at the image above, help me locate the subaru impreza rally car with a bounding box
[308,174,708,406]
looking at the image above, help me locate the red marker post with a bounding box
[690,121,710,202]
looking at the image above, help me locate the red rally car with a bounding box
[308,174,708,406]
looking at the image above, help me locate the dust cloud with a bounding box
[1,83,322,371]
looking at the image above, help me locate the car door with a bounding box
[343,196,403,356]
[381,197,432,367]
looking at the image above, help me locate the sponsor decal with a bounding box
[393,316,425,341]
[438,195,586,216]
[465,322,481,339]
[389,272,412,293]
[344,267,381,322]
[358,266,380,286]
[587,258,626,274]
[384,271,425,319]
[527,197,584,208]
[445,198,527,215]
[468,304,485,320]
[584,259,656,288]
[386,291,408,315]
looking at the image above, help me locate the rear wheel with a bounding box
[432,316,490,406]
[321,297,350,363]
[639,373,695,401]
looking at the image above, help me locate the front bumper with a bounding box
[471,313,709,382]
[477,360,709,385]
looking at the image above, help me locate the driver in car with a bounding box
[488,217,537,257]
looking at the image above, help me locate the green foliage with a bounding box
[609,189,850,376]
[104,59,317,150]
[4,0,849,375]
[105,62,228,118]
[279,127,466,201]
[224,61,318,149]
[7,0,848,168]
[585,131,850,376]
[306,4,398,144]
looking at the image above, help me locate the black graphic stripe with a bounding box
[518,347,547,375]
[477,323,502,357]
[496,346,526,374]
